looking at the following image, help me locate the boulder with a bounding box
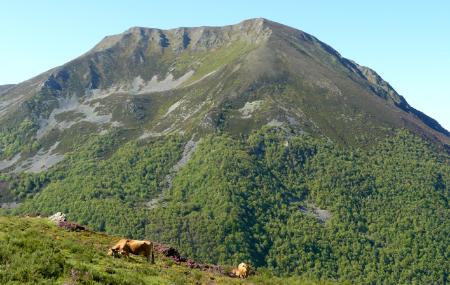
[48,212,67,224]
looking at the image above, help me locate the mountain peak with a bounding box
[90,18,284,54]
[0,18,449,174]
[236,17,270,28]
[124,17,273,33]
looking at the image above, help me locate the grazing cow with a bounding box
[108,239,155,264]
[108,239,129,257]
[231,262,249,278]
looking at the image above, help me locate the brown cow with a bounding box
[108,239,129,257]
[108,239,155,264]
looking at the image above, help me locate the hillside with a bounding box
[1,128,448,284]
[0,18,449,284]
[0,216,335,285]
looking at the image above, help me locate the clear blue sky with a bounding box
[1,0,449,130]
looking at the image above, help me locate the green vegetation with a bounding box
[0,119,39,160]
[147,129,449,284]
[2,128,448,284]
[175,41,256,83]
[0,172,48,201]
[15,132,184,237]
[0,216,336,284]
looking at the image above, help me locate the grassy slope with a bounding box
[0,216,336,285]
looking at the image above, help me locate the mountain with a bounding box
[0,84,15,94]
[0,18,449,172]
[1,19,449,284]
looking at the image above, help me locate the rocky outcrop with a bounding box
[48,212,67,224]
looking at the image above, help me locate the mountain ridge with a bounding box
[0,18,449,174]
[72,18,450,138]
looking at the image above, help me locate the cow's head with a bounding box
[108,248,121,257]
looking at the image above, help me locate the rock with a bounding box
[57,220,87,231]
[48,212,67,224]
[154,243,186,262]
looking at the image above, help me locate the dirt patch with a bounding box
[164,99,184,117]
[0,153,21,171]
[137,71,194,94]
[299,204,332,223]
[266,119,283,127]
[238,100,264,119]
[1,202,21,209]
[37,96,112,139]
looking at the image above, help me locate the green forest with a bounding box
[1,127,449,284]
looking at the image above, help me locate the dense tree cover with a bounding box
[14,132,184,237]
[0,119,39,159]
[4,128,449,284]
[0,172,48,202]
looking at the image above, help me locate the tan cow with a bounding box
[107,239,129,257]
[231,262,250,278]
[108,239,155,264]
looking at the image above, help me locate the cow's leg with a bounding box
[109,248,120,258]
[146,247,155,264]
[151,248,155,264]
[120,250,129,259]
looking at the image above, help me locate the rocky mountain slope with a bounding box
[0,18,449,173]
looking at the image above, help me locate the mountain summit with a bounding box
[0,18,449,172]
